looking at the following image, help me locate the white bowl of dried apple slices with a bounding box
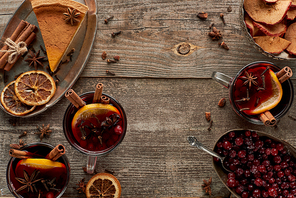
[242,0,296,59]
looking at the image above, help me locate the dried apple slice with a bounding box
[253,21,287,37]
[285,22,296,55]
[244,13,262,36]
[244,0,291,25]
[287,7,296,20]
[253,36,291,54]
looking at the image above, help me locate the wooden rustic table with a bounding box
[1,0,296,197]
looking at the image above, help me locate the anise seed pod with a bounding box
[218,98,226,107]
[197,12,208,19]
[205,112,211,122]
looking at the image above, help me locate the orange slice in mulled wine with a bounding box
[236,69,283,115]
[249,70,282,114]
[15,158,66,178]
[71,103,120,143]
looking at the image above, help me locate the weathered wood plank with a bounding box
[0,78,296,197]
[0,0,296,79]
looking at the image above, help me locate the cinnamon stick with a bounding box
[276,66,293,83]
[9,149,30,159]
[0,20,29,58]
[4,32,36,71]
[65,89,86,108]
[101,95,110,104]
[93,83,104,103]
[259,110,276,126]
[0,24,36,69]
[46,144,66,161]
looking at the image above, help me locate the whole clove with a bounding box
[106,70,115,76]
[111,31,122,38]
[219,41,229,50]
[220,13,225,24]
[104,16,114,24]
[19,131,27,138]
[227,6,232,12]
[107,59,117,63]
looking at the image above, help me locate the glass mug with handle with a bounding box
[63,91,127,174]
[212,61,293,125]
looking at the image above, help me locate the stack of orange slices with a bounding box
[0,70,56,116]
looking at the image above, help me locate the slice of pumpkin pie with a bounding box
[30,0,88,72]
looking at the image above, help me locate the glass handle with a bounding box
[86,155,97,174]
[211,71,232,89]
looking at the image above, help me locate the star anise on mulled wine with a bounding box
[240,71,258,89]
[35,124,52,141]
[25,50,46,70]
[15,169,42,193]
[202,177,212,195]
[74,178,86,194]
[63,7,80,26]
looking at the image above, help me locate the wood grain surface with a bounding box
[1,0,296,198]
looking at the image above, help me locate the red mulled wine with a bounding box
[63,92,127,155]
[7,143,70,198]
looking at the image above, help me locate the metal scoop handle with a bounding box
[187,136,223,161]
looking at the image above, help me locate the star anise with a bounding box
[240,71,258,89]
[202,177,212,195]
[25,50,46,70]
[74,178,86,194]
[63,7,81,26]
[15,169,42,193]
[35,124,52,141]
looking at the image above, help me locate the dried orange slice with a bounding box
[86,173,121,198]
[0,81,35,116]
[15,70,56,106]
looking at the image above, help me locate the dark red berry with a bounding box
[114,125,123,135]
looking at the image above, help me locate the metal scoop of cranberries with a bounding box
[214,130,296,198]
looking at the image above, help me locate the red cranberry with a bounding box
[268,187,278,197]
[274,165,281,172]
[262,160,270,166]
[258,165,266,173]
[269,177,275,184]
[253,189,261,197]
[255,178,263,186]
[265,148,271,155]
[244,169,251,177]
[227,172,236,179]
[235,137,244,146]
[114,125,123,135]
[274,156,282,164]
[248,184,254,191]
[262,190,269,197]
[277,171,285,178]
[245,130,251,136]
[229,150,236,158]
[228,131,236,138]
[288,175,296,182]
[238,150,246,158]
[227,178,237,188]
[248,154,255,161]
[236,168,244,176]
[271,148,278,156]
[236,185,244,194]
[285,169,291,176]
[242,191,249,198]
[276,143,284,151]
[280,161,288,169]
[223,141,232,150]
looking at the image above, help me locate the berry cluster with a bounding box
[214,130,296,198]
